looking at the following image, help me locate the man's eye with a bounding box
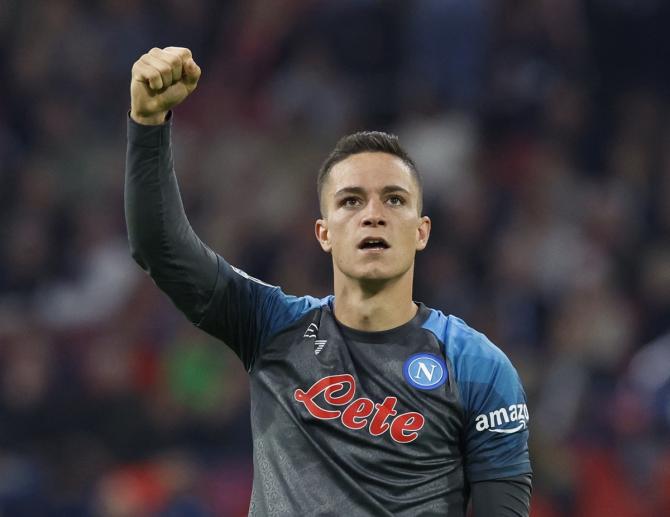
[387,195,404,206]
[341,197,361,208]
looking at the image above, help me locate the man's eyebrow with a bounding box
[334,186,365,197]
[333,185,410,197]
[380,185,410,195]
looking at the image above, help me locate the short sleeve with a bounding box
[445,317,531,482]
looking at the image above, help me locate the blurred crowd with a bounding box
[1,0,670,515]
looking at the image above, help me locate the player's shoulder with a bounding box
[421,307,515,380]
[264,289,333,336]
[229,263,330,311]
[273,289,332,313]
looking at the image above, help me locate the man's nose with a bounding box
[361,199,386,226]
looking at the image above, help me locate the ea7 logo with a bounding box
[303,323,318,339]
[475,404,529,434]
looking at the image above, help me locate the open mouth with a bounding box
[358,237,390,250]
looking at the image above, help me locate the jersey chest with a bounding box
[250,309,465,461]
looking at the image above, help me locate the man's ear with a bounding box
[416,216,431,251]
[315,218,332,253]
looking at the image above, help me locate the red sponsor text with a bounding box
[294,374,425,443]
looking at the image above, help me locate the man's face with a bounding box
[315,152,431,284]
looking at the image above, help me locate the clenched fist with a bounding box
[130,47,201,125]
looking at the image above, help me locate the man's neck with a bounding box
[332,269,417,332]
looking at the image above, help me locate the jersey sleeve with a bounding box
[447,318,532,482]
[125,113,322,371]
[470,474,532,516]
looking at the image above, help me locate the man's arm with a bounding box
[125,47,218,327]
[447,324,532,513]
[124,47,324,370]
[471,474,532,517]
[125,111,220,326]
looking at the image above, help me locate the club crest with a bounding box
[403,353,447,390]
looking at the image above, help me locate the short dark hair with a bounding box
[317,131,423,215]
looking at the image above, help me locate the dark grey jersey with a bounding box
[125,116,531,516]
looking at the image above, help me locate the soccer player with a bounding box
[125,47,532,516]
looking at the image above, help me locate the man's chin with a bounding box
[352,264,389,278]
[350,268,398,287]
[335,259,412,288]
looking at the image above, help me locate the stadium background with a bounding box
[1,0,670,515]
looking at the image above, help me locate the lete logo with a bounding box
[294,374,425,443]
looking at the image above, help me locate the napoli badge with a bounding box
[403,353,448,390]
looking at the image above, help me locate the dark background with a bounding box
[1,1,670,515]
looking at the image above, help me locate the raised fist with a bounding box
[130,47,201,125]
